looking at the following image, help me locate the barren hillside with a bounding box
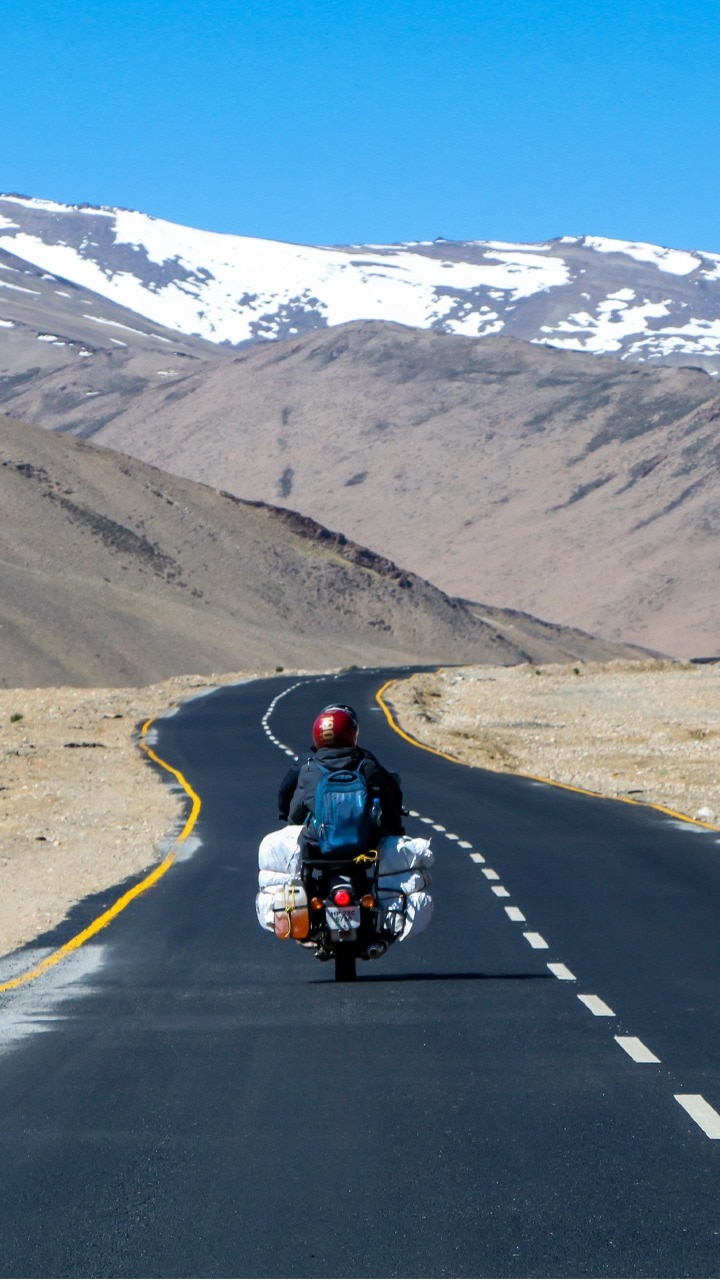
[3,308,718,654]
[1,413,645,687]
[6,323,717,654]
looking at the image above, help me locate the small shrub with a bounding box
[10,713,23,723]
[275,665,284,673]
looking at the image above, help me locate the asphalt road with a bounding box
[0,668,720,1279]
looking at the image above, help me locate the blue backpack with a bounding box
[311,760,380,856]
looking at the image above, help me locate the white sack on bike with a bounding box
[376,835,434,874]
[258,825,303,875]
[255,827,434,941]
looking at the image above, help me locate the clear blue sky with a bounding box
[3,0,720,251]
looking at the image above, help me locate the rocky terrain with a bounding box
[0,673,249,958]
[385,661,720,824]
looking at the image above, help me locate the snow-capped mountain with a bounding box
[1,194,720,371]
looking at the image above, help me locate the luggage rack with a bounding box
[301,853,407,939]
[301,851,378,870]
[301,850,381,894]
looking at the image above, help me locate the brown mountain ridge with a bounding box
[2,316,717,654]
[0,412,647,687]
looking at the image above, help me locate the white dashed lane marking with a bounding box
[505,906,526,922]
[675,1095,720,1139]
[577,994,615,1017]
[615,1036,661,1064]
[263,699,705,1134]
[261,679,305,758]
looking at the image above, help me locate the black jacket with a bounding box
[278,746,404,836]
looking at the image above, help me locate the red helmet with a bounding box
[312,706,359,749]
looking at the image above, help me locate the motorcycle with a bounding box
[300,853,402,982]
[258,827,433,982]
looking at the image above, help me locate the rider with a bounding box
[278,704,405,844]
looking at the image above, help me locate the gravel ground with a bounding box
[2,659,718,966]
[384,660,720,828]
[0,671,267,960]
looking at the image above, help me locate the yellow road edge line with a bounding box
[0,715,202,995]
[376,678,462,764]
[140,716,202,843]
[376,677,720,833]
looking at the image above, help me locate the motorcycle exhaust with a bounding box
[363,941,387,960]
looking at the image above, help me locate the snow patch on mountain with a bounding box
[82,313,172,341]
[106,210,573,332]
[0,279,41,296]
[0,204,572,343]
[1,195,720,370]
[542,293,676,354]
[575,235,700,276]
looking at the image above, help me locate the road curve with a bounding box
[0,668,719,1278]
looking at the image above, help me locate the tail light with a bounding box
[332,887,353,908]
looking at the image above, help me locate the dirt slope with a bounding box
[0,412,526,685]
[2,412,646,689]
[3,322,716,654]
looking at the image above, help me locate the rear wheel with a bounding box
[334,947,357,983]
